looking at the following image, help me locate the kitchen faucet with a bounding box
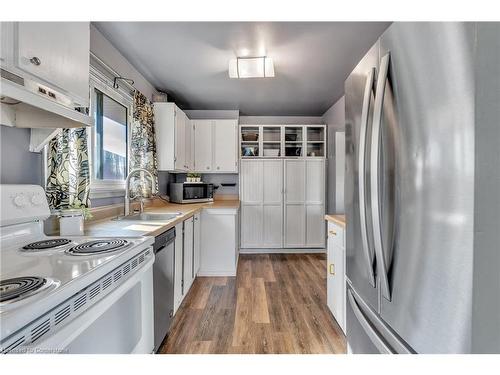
[124,168,156,216]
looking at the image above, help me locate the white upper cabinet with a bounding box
[193,120,213,172]
[2,22,90,106]
[174,110,186,171]
[214,119,238,172]
[192,119,238,173]
[154,103,192,172]
[183,113,194,171]
[155,108,238,173]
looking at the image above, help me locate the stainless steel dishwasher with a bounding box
[152,227,175,352]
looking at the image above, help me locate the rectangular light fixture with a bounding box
[228,57,275,78]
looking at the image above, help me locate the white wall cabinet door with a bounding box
[241,205,262,248]
[240,160,263,248]
[241,160,263,204]
[284,160,306,248]
[194,120,213,172]
[213,119,238,172]
[193,212,201,276]
[183,216,195,294]
[285,160,306,204]
[262,160,283,248]
[305,159,325,247]
[174,109,186,171]
[14,22,90,105]
[184,115,193,171]
[284,205,306,247]
[173,222,184,313]
[306,204,325,247]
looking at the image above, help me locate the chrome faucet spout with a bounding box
[124,168,156,216]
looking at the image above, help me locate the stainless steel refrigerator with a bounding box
[345,22,500,354]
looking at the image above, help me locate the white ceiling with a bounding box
[93,22,390,116]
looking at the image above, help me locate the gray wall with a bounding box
[0,126,43,185]
[322,96,345,214]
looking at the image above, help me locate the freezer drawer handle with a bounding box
[370,52,392,301]
[347,289,394,354]
[358,67,376,287]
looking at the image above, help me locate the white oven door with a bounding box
[36,257,154,354]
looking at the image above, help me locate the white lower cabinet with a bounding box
[173,222,184,314]
[183,216,195,294]
[173,216,195,314]
[193,212,201,276]
[199,208,239,276]
[327,221,346,334]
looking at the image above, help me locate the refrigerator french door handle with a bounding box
[358,67,376,287]
[347,289,394,354]
[370,53,392,301]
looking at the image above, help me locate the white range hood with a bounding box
[0,70,93,152]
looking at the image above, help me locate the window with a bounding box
[94,89,128,181]
[88,75,133,198]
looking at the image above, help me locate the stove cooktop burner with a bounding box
[0,277,47,303]
[22,238,72,251]
[67,239,129,255]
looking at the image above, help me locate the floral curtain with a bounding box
[45,128,90,209]
[129,90,158,198]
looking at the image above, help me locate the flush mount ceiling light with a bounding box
[228,56,275,79]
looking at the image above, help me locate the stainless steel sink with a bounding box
[114,212,182,221]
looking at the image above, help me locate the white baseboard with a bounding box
[239,248,326,254]
[197,269,237,277]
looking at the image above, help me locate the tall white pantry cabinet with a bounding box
[240,158,326,250]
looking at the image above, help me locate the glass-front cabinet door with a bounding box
[262,126,282,157]
[239,125,326,158]
[240,126,260,157]
[306,126,326,157]
[284,126,303,157]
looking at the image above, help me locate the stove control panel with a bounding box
[0,185,50,226]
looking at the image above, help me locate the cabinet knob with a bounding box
[30,56,41,66]
[329,264,335,275]
[206,166,210,170]
[217,166,220,170]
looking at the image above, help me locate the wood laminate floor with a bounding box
[159,253,346,354]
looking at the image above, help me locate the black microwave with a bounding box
[169,183,214,204]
